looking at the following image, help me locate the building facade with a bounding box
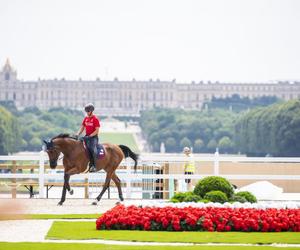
[1,59,300,116]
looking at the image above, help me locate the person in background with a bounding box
[183,146,195,191]
[76,103,100,172]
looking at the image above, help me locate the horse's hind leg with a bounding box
[112,173,124,202]
[92,171,112,205]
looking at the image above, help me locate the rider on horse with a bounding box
[76,103,100,172]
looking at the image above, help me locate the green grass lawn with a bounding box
[1,243,299,250]
[0,242,299,250]
[100,133,139,153]
[47,221,300,244]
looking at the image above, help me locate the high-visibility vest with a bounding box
[184,154,195,173]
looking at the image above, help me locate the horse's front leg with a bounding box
[58,173,70,206]
[64,174,74,195]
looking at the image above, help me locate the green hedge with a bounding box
[170,192,201,203]
[203,190,228,203]
[235,191,257,203]
[194,176,234,198]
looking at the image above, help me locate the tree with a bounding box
[218,136,233,153]
[207,139,217,152]
[0,101,18,114]
[204,94,280,112]
[194,138,204,153]
[180,137,192,150]
[165,137,177,152]
[0,106,21,154]
[234,100,300,156]
[140,107,237,153]
[29,137,42,151]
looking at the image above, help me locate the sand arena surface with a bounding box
[0,198,118,215]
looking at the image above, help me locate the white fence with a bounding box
[1,151,300,199]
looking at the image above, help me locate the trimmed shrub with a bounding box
[194,176,234,198]
[170,192,194,203]
[235,191,257,203]
[230,195,247,203]
[183,194,201,202]
[204,190,228,203]
[198,199,210,203]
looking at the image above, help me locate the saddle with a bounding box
[82,140,105,160]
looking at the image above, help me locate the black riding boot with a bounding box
[89,154,97,172]
[86,135,98,173]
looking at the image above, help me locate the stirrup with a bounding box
[89,165,97,172]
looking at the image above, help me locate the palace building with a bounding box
[1,59,300,116]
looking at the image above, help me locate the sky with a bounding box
[0,0,300,82]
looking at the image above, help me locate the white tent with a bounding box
[238,181,283,200]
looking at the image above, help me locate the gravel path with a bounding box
[0,220,53,242]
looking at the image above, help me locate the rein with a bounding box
[58,154,64,162]
[51,146,64,162]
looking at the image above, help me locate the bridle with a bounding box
[43,140,63,166]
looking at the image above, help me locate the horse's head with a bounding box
[43,139,60,169]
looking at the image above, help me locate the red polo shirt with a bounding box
[82,115,100,136]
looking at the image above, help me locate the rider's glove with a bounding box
[83,135,90,140]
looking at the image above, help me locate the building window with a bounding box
[5,72,10,81]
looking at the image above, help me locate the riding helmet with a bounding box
[84,103,95,112]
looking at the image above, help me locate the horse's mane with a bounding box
[51,133,77,140]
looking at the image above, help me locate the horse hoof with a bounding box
[92,201,98,206]
[57,202,63,206]
[69,189,74,195]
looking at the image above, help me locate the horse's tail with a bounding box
[118,145,138,172]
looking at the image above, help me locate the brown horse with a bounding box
[43,133,138,206]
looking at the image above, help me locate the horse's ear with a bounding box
[43,140,48,144]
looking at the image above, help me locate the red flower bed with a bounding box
[96,205,300,232]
